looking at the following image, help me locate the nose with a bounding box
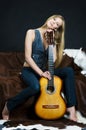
[53,23,58,29]
[52,21,57,28]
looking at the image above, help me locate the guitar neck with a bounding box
[48,45,54,76]
[48,45,54,87]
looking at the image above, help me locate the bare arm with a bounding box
[25,29,51,80]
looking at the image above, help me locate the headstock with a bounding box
[45,31,54,45]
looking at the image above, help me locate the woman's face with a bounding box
[47,17,63,30]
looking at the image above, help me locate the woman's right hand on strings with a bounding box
[41,71,51,80]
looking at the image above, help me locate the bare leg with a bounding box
[67,106,77,122]
[2,102,9,120]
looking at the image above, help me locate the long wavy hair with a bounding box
[41,14,65,68]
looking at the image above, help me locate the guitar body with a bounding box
[35,75,66,120]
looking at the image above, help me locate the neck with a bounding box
[38,28,49,48]
[38,28,47,35]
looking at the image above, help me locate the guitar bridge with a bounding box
[42,105,59,109]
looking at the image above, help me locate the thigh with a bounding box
[21,67,40,87]
[54,67,74,79]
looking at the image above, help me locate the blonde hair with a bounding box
[42,14,65,68]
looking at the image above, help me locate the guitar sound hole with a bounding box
[47,86,55,93]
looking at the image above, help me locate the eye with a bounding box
[53,18,56,22]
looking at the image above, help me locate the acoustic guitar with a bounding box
[35,31,66,120]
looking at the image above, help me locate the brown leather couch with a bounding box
[0,52,86,128]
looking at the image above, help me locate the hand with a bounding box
[41,71,51,80]
[44,30,54,45]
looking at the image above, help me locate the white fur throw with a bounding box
[64,48,86,76]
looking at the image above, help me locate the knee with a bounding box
[30,81,40,93]
[26,82,40,94]
[33,84,40,92]
[65,67,74,77]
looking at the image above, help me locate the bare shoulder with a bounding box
[26,29,35,40]
[26,29,35,41]
[26,29,35,36]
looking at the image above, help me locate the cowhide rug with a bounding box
[0,111,86,130]
[0,121,84,130]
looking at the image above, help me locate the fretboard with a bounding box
[48,45,54,87]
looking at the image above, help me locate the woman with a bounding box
[2,14,77,121]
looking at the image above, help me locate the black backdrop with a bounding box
[0,0,86,51]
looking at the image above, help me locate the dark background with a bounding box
[0,0,86,52]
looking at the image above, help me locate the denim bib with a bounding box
[32,30,48,71]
